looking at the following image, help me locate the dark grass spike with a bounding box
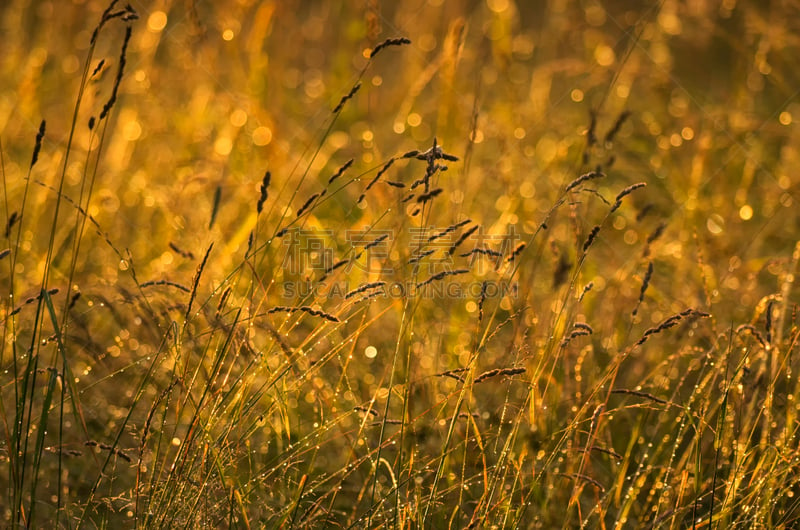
[582,225,601,252]
[8,288,60,318]
[184,243,213,327]
[324,259,347,274]
[449,225,479,255]
[561,329,591,347]
[371,419,403,426]
[401,150,420,159]
[636,204,655,222]
[507,243,525,262]
[369,37,411,58]
[632,261,654,316]
[765,300,775,344]
[604,110,631,145]
[216,286,232,316]
[139,280,191,293]
[67,292,81,311]
[474,367,526,384]
[385,181,405,188]
[610,182,647,213]
[635,308,710,346]
[246,231,254,254]
[478,281,488,322]
[91,2,138,44]
[647,222,666,245]
[643,222,667,258]
[573,322,593,333]
[583,446,623,461]
[357,290,385,303]
[409,249,435,264]
[402,193,415,203]
[354,406,379,417]
[735,324,767,348]
[429,219,471,243]
[91,0,121,44]
[364,234,388,250]
[99,25,133,121]
[333,82,361,114]
[416,188,443,204]
[610,388,668,405]
[268,306,339,322]
[88,116,96,130]
[436,367,468,382]
[566,170,605,193]
[345,282,386,300]
[30,120,45,169]
[328,159,353,184]
[257,170,271,213]
[90,59,105,77]
[168,242,195,260]
[417,268,469,289]
[414,145,459,162]
[209,186,222,229]
[296,192,321,218]
[84,440,132,463]
[586,110,597,147]
[579,282,594,302]
[552,254,572,288]
[365,158,396,191]
[5,212,19,238]
[460,248,502,258]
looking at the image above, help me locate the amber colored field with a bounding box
[2,0,800,528]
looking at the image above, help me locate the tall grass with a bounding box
[2,0,800,528]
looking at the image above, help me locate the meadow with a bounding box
[2,0,800,527]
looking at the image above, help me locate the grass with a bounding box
[2,0,800,528]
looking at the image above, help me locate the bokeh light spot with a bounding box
[147,11,167,32]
